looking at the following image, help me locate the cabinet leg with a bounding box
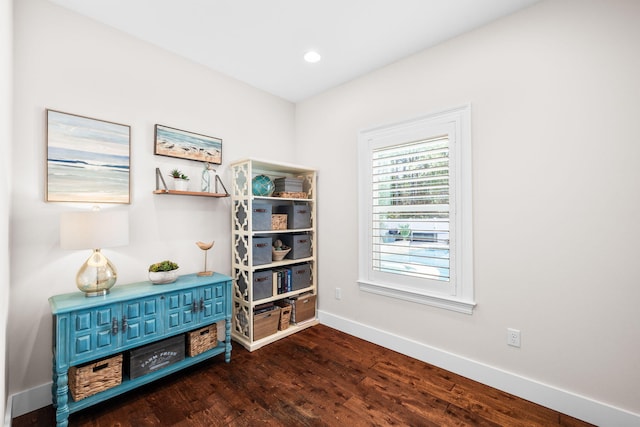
[51,358,57,408]
[53,368,69,427]
[225,315,232,363]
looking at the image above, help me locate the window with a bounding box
[358,105,475,314]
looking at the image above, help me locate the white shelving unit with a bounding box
[230,158,318,351]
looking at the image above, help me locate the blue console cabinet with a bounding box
[49,273,232,427]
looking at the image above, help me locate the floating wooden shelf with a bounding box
[153,189,229,198]
[154,167,229,198]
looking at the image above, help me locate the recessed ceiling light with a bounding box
[304,51,321,63]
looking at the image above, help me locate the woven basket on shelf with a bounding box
[271,214,288,230]
[273,191,308,199]
[68,353,123,401]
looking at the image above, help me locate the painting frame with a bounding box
[154,124,222,165]
[46,109,131,204]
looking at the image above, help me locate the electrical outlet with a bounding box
[335,287,342,300]
[507,328,521,348]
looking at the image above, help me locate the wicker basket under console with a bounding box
[68,353,123,401]
[187,324,218,357]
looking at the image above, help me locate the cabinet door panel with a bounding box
[168,312,180,329]
[122,297,162,346]
[199,284,225,322]
[214,300,224,316]
[70,306,117,363]
[165,290,197,333]
[212,284,226,317]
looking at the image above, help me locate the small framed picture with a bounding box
[154,124,222,164]
[46,109,131,204]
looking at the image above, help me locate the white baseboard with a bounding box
[318,310,640,427]
[9,382,51,419]
[9,315,640,426]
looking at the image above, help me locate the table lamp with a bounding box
[60,210,129,297]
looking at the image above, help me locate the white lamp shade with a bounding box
[60,211,129,250]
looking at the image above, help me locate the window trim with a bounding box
[358,104,475,314]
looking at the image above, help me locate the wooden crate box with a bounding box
[253,306,281,340]
[291,294,316,323]
[127,335,185,379]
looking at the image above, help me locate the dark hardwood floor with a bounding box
[14,324,593,426]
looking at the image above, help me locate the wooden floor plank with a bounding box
[13,325,595,427]
[449,382,561,427]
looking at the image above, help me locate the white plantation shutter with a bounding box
[358,105,475,314]
[371,136,451,282]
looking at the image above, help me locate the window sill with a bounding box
[358,280,476,315]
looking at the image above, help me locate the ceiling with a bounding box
[48,0,540,102]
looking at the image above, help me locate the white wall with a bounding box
[1,0,13,422]
[297,0,640,421]
[10,0,295,404]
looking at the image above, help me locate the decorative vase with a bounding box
[201,163,217,193]
[174,179,189,191]
[149,269,179,284]
[252,174,274,196]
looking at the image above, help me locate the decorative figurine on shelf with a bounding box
[201,162,217,193]
[196,241,214,276]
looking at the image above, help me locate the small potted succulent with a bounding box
[148,260,179,284]
[169,168,190,191]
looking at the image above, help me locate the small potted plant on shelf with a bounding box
[148,260,179,284]
[169,168,190,191]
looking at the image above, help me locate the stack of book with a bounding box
[273,267,292,294]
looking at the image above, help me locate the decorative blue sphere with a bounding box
[252,174,274,196]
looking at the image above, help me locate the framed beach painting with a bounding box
[46,109,131,204]
[154,124,222,165]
